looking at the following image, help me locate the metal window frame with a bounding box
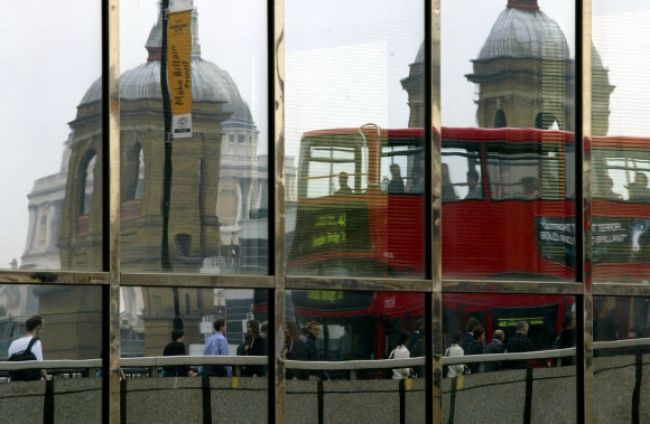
[5,0,644,423]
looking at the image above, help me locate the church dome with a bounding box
[79,9,253,126]
[477,1,569,61]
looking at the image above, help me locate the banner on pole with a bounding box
[166,5,193,139]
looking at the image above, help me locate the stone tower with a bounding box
[402,0,613,136]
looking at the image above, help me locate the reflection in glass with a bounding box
[8,3,102,272]
[285,0,424,277]
[0,286,102,423]
[280,290,425,423]
[443,293,577,422]
[441,0,578,280]
[119,287,268,423]
[594,296,650,422]
[592,2,650,283]
[118,1,268,274]
[0,285,102,361]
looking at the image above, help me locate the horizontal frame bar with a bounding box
[0,271,108,285]
[120,272,275,288]
[443,279,584,295]
[593,283,650,297]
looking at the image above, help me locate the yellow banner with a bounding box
[167,9,193,138]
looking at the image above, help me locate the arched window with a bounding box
[125,144,144,200]
[80,153,96,216]
[494,109,507,128]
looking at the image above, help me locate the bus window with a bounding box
[486,142,565,200]
[442,143,482,201]
[300,135,368,199]
[380,143,424,194]
[593,146,650,202]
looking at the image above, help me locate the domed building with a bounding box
[403,0,613,135]
[59,8,262,274]
[24,7,275,356]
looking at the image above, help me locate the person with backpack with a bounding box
[7,315,46,381]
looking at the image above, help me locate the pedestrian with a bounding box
[445,332,465,378]
[483,329,506,372]
[506,321,534,369]
[284,321,308,380]
[201,319,231,377]
[240,320,266,377]
[162,329,195,377]
[8,315,46,381]
[389,331,411,380]
[466,326,485,374]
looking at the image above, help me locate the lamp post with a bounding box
[160,0,182,330]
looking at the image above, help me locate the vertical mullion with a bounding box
[270,0,286,422]
[577,0,594,422]
[104,0,121,422]
[426,0,443,423]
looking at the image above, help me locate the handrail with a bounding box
[0,359,101,371]
[2,343,638,373]
[593,337,650,350]
[284,357,424,371]
[443,348,576,366]
[121,355,267,367]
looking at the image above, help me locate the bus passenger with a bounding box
[388,164,405,193]
[520,176,540,199]
[336,172,353,195]
[627,172,650,202]
[464,170,482,199]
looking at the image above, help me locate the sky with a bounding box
[0,0,647,269]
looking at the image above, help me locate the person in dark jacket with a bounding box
[285,321,308,380]
[462,317,482,354]
[240,320,267,377]
[162,330,195,377]
[506,321,534,369]
[305,321,328,380]
[466,326,485,374]
[483,329,506,372]
[556,312,576,366]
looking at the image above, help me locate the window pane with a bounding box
[120,287,268,423]
[441,1,576,281]
[280,290,425,424]
[443,293,577,422]
[2,2,102,271]
[119,0,268,274]
[0,285,103,423]
[592,2,650,283]
[594,296,650,422]
[285,0,425,278]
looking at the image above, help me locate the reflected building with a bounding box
[22,8,286,356]
[20,134,72,270]
[403,0,613,136]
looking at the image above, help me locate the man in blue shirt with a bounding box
[201,319,231,377]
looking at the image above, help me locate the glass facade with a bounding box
[0,0,648,423]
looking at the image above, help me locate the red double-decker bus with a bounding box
[278,126,650,361]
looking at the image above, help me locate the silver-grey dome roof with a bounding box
[79,8,253,126]
[477,7,569,60]
[80,59,252,124]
